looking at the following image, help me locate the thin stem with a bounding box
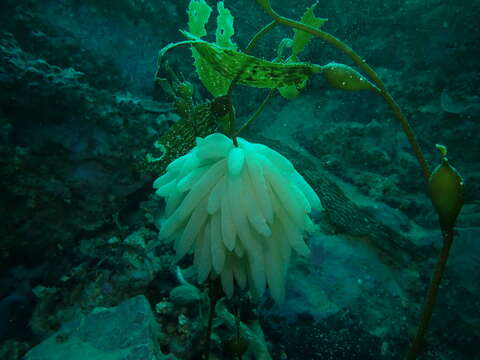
[245,20,278,53]
[405,229,454,360]
[254,0,431,181]
[229,99,239,147]
[236,89,276,137]
[234,304,241,360]
[226,21,278,145]
[204,277,218,360]
[204,301,214,359]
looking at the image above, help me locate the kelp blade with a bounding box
[182,31,322,89]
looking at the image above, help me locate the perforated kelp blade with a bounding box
[181,31,322,89]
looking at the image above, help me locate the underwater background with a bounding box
[1,0,479,359]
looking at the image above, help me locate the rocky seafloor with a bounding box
[1,0,479,359]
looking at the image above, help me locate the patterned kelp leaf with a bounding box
[291,2,327,58]
[143,102,217,175]
[182,31,322,89]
